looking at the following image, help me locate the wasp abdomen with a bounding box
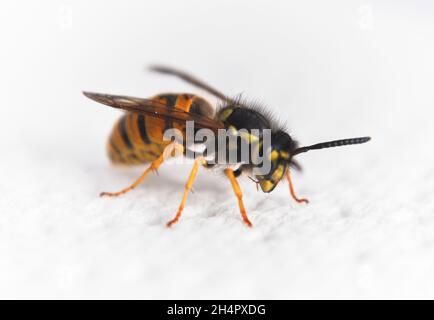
[107,113,164,164]
[107,93,214,165]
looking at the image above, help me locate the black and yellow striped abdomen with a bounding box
[107,93,214,165]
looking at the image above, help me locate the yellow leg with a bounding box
[100,153,165,197]
[224,168,253,227]
[166,157,204,227]
[100,143,183,197]
[286,170,309,204]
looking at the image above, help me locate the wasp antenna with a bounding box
[148,64,245,107]
[149,64,228,99]
[293,137,371,156]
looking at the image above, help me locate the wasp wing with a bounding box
[83,91,224,131]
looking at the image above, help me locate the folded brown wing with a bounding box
[83,91,224,131]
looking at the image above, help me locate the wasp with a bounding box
[83,65,370,227]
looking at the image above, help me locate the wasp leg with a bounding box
[286,170,309,204]
[100,154,165,197]
[166,157,205,227]
[100,143,183,197]
[224,168,253,227]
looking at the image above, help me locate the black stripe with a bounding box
[119,116,133,149]
[128,153,140,161]
[137,115,151,144]
[110,139,125,162]
[160,94,177,108]
[141,149,160,158]
[159,94,177,131]
[189,99,201,115]
[110,139,122,156]
[183,93,193,100]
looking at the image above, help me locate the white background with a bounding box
[1,0,434,299]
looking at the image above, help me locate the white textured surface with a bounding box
[1,1,434,299]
